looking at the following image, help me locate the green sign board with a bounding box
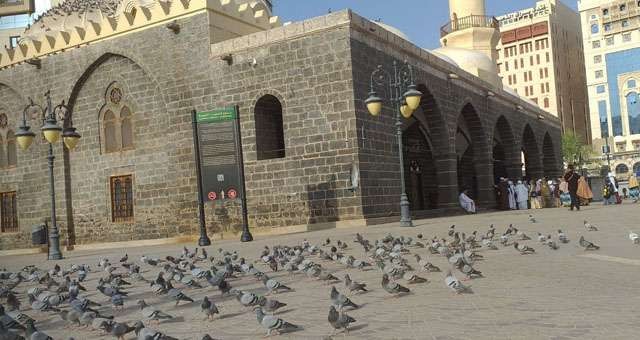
[196,108,237,123]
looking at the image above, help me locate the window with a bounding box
[100,83,134,154]
[591,24,599,34]
[254,94,285,160]
[8,36,19,48]
[546,83,550,93]
[530,56,534,66]
[592,40,601,48]
[541,83,546,93]
[629,79,637,88]
[623,33,632,42]
[0,192,18,233]
[596,85,606,93]
[520,58,524,68]
[620,4,627,12]
[497,63,501,73]
[544,97,550,108]
[603,9,609,16]
[594,55,602,63]
[617,143,627,152]
[599,100,609,138]
[536,54,540,64]
[544,68,548,78]
[546,52,550,62]
[505,61,509,71]
[529,71,533,81]
[515,60,519,69]
[595,70,604,78]
[627,92,640,134]
[525,86,529,96]
[622,20,630,28]
[606,36,614,45]
[604,23,612,31]
[524,72,528,82]
[529,85,534,96]
[110,175,134,223]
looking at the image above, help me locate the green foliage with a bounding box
[561,132,596,169]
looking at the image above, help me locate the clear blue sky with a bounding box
[273,0,578,49]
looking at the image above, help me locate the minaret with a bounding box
[441,0,499,63]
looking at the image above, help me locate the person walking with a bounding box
[507,180,517,210]
[559,177,571,207]
[563,164,581,211]
[577,175,593,206]
[531,179,543,209]
[629,172,639,203]
[515,180,529,210]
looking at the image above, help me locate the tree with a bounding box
[561,131,596,170]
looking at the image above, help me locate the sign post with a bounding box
[193,107,253,242]
[191,110,211,246]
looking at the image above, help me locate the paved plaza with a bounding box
[2,203,640,340]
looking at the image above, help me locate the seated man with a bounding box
[459,189,476,214]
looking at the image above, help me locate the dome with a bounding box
[432,46,501,87]
[430,49,460,67]
[374,22,411,42]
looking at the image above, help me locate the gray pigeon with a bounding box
[344,274,367,293]
[133,321,178,340]
[58,309,82,327]
[201,296,219,320]
[381,274,410,295]
[261,298,287,314]
[330,286,358,310]
[0,322,25,340]
[0,305,24,332]
[166,281,194,306]
[111,294,125,310]
[328,305,356,335]
[261,275,292,294]
[579,236,600,250]
[444,270,472,294]
[254,307,299,336]
[103,321,135,340]
[25,322,52,340]
[513,242,535,255]
[137,300,173,324]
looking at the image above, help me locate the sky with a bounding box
[273,0,578,49]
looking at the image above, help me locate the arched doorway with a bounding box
[521,124,543,180]
[634,162,640,175]
[456,104,491,203]
[403,122,437,210]
[542,133,558,178]
[493,116,519,182]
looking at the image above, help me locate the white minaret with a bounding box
[441,0,499,63]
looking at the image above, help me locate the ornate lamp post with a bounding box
[15,91,81,260]
[365,61,422,227]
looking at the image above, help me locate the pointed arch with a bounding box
[521,124,543,180]
[455,103,492,205]
[542,132,558,177]
[492,115,520,181]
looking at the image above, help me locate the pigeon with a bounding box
[0,305,25,332]
[344,274,367,293]
[58,309,82,327]
[103,321,135,340]
[111,294,125,310]
[255,307,299,336]
[5,293,20,311]
[236,290,265,307]
[537,233,546,243]
[546,236,559,250]
[0,323,25,340]
[460,264,483,279]
[381,273,410,295]
[448,225,456,237]
[201,296,219,320]
[584,220,598,231]
[513,242,535,255]
[330,286,358,310]
[262,275,292,294]
[166,281,194,306]
[25,321,52,340]
[119,254,128,263]
[579,236,600,250]
[529,215,537,223]
[97,285,128,298]
[630,231,640,244]
[402,272,428,284]
[328,306,356,335]
[201,335,221,340]
[414,254,440,272]
[261,298,287,314]
[557,229,569,243]
[137,300,173,324]
[444,270,472,294]
[133,321,178,340]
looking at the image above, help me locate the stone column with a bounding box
[475,159,496,207]
[434,152,459,208]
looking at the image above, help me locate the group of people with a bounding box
[604,171,640,205]
[458,165,594,214]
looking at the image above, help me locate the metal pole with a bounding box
[191,110,211,247]
[47,143,62,260]
[234,106,253,242]
[393,61,413,227]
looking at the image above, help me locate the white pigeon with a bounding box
[584,220,598,232]
[630,231,639,244]
[444,270,471,294]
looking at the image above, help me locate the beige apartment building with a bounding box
[496,0,591,143]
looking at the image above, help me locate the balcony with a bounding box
[440,15,499,38]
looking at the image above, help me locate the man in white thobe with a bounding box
[515,180,529,210]
[459,190,476,213]
[507,180,517,210]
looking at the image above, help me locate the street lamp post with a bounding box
[365,61,422,227]
[602,138,612,171]
[15,91,81,260]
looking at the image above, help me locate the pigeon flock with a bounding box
[0,217,635,339]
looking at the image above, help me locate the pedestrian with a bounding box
[563,164,581,211]
[607,172,622,204]
[577,175,593,206]
[559,177,571,207]
[531,179,543,209]
[459,189,476,214]
[515,180,529,210]
[622,187,628,200]
[507,180,517,210]
[629,172,639,203]
[541,180,552,208]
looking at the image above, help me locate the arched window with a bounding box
[543,97,550,108]
[634,162,640,174]
[100,83,135,154]
[6,131,16,167]
[591,24,599,34]
[616,163,629,174]
[254,94,285,160]
[627,92,640,135]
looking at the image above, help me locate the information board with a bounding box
[195,107,245,202]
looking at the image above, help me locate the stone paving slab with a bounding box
[1,203,640,340]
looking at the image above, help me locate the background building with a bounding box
[496,0,590,143]
[0,0,62,48]
[579,0,640,178]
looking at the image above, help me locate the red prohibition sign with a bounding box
[207,191,217,200]
[227,188,238,200]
